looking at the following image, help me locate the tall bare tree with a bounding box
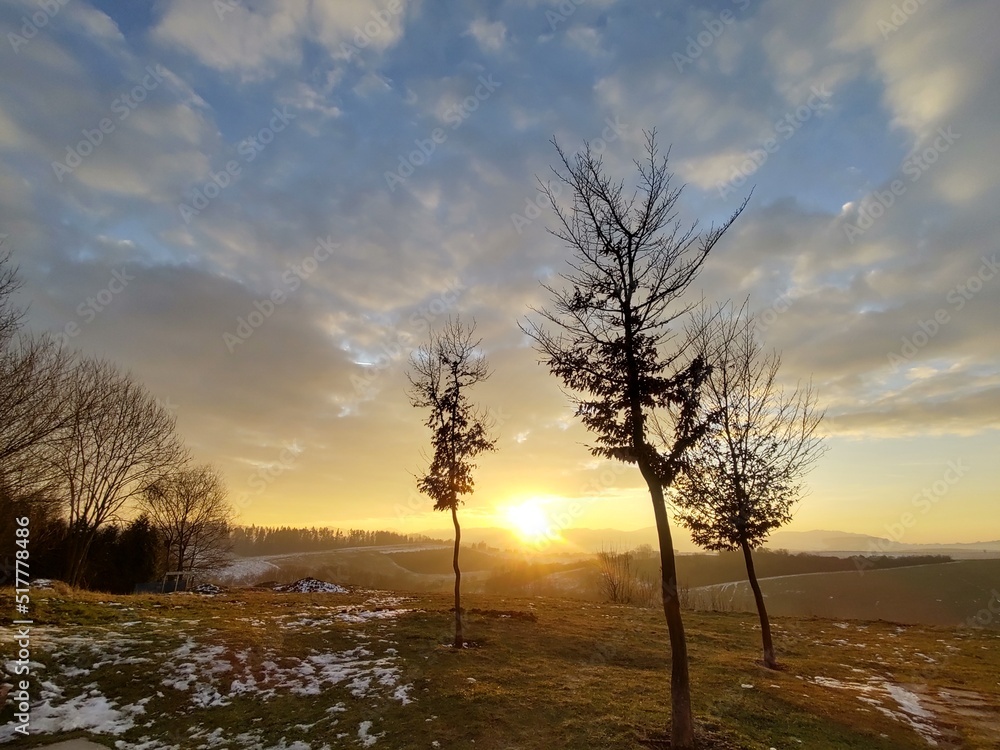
[408,318,496,648]
[1,335,75,479]
[49,358,186,586]
[523,131,747,748]
[0,247,75,511]
[673,304,826,668]
[142,464,233,577]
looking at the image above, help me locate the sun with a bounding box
[504,499,553,543]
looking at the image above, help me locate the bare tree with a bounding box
[408,318,496,648]
[673,304,826,668]
[597,546,637,604]
[1,335,75,482]
[523,131,747,748]
[49,358,186,586]
[0,248,75,494]
[142,464,233,578]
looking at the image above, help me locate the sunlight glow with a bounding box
[504,499,553,543]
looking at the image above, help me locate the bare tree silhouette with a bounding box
[143,464,233,578]
[674,303,826,668]
[522,130,748,748]
[49,358,186,586]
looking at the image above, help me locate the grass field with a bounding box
[3,585,999,749]
[689,559,1000,628]
[214,549,1000,633]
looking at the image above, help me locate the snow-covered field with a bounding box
[0,594,420,749]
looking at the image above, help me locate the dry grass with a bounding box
[3,587,998,749]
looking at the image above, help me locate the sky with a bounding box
[1,0,997,548]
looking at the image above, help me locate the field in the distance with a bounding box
[3,586,999,749]
[212,547,1000,631]
[688,559,1000,628]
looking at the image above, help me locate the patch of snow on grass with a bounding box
[336,607,412,624]
[812,674,941,745]
[358,720,382,747]
[0,682,140,741]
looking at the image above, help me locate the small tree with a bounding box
[408,318,496,648]
[673,304,826,668]
[523,131,747,748]
[142,464,233,577]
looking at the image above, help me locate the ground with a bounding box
[2,587,999,749]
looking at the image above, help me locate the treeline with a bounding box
[0,496,168,594]
[230,525,440,557]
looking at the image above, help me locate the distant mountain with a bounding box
[767,529,1000,558]
[560,526,664,552]
[414,525,1000,558]
[414,525,689,553]
[767,530,902,552]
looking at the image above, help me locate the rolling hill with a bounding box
[689,558,1000,628]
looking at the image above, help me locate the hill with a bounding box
[688,558,1000,628]
[5,586,999,748]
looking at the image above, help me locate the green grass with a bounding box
[3,587,999,749]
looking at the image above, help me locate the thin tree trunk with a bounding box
[451,505,463,648]
[645,467,695,749]
[741,540,776,669]
[66,529,95,588]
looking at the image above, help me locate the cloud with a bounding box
[152,0,409,80]
[2,0,997,536]
[466,18,507,52]
[152,0,309,79]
